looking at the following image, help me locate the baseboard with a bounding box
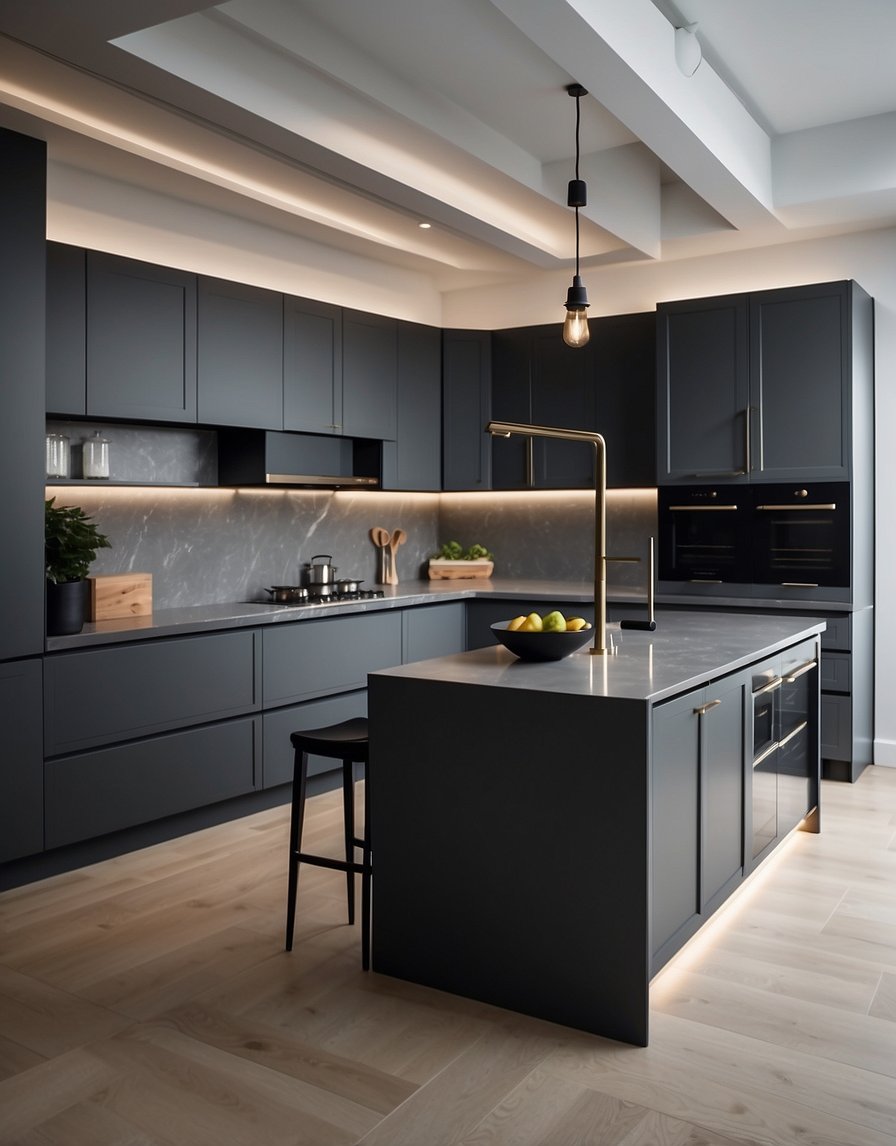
[873,739,896,767]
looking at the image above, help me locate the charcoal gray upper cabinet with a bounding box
[492,326,596,489]
[283,295,343,435]
[341,309,398,440]
[657,281,871,484]
[86,253,198,423]
[382,321,442,490]
[492,314,656,489]
[656,293,749,483]
[46,242,87,416]
[442,329,492,490]
[198,277,283,429]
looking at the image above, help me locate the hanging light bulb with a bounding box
[562,83,590,348]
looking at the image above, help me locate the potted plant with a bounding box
[45,497,111,635]
[428,540,494,580]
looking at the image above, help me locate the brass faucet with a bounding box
[485,420,610,654]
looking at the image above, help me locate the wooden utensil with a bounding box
[370,526,392,584]
[387,528,407,586]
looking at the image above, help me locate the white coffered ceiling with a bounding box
[1,0,895,291]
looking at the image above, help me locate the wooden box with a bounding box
[428,559,494,580]
[89,573,153,620]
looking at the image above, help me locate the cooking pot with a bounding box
[265,585,310,604]
[336,577,364,595]
[308,555,338,584]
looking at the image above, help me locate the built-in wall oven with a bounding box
[658,481,850,593]
[657,485,752,586]
[751,482,850,590]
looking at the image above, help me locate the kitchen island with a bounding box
[367,611,824,1046]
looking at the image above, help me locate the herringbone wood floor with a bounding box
[1,766,895,1145]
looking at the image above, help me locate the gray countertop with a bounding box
[45,576,848,652]
[370,611,826,704]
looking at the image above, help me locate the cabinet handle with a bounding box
[756,504,836,512]
[745,406,752,474]
[669,505,740,512]
[753,740,779,767]
[780,582,819,588]
[778,720,809,748]
[753,675,783,696]
[686,471,746,478]
[689,578,723,584]
[784,659,817,683]
[693,698,722,716]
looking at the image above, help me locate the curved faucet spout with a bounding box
[485,420,608,655]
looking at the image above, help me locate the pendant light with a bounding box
[562,82,590,348]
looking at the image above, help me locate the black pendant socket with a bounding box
[567,179,587,208]
[564,274,590,309]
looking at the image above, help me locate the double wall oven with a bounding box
[658,482,850,595]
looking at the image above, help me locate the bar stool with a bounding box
[285,717,371,969]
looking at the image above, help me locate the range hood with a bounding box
[217,429,380,488]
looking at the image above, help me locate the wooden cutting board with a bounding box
[89,573,153,620]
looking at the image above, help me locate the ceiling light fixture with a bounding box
[674,22,702,77]
[562,83,590,349]
[418,221,432,229]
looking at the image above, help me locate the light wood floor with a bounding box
[1,766,895,1145]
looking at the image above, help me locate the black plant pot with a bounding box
[46,579,89,636]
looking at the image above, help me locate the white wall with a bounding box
[46,161,896,764]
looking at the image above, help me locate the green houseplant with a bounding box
[45,497,111,635]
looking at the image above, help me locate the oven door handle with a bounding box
[755,503,837,511]
[778,720,809,748]
[668,505,741,511]
[784,659,817,683]
[753,740,779,767]
[753,675,783,696]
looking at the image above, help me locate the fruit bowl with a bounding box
[491,620,594,662]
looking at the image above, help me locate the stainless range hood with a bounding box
[217,429,380,488]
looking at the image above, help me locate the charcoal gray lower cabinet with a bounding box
[0,658,44,862]
[42,630,263,848]
[402,603,466,663]
[651,669,747,971]
[45,630,262,755]
[45,718,261,849]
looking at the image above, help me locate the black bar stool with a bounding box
[285,717,371,969]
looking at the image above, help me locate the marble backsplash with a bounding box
[45,422,658,608]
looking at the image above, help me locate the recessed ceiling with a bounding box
[1,0,895,292]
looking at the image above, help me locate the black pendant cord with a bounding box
[574,89,581,277]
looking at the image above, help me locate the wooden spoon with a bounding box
[370,526,391,583]
[387,528,406,586]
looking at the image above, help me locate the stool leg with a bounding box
[285,750,310,952]
[342,758,355,925]
[361,759,372,971]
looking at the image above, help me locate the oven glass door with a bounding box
[658,486,752,583]
[751,483,849,587]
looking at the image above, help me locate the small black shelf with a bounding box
[45,480,205,488]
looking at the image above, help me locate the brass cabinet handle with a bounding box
[753,675,783,696]
[781,582,819,588]
[784,659,817,682]
[693,698,722,716]
[669,504,740,511]
[778,720,809,748]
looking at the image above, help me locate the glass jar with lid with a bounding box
[82,431,110,479]
[45,432,70,478]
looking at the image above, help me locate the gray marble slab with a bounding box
[371,612,825,704]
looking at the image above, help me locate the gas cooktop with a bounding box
[259,589,386,606]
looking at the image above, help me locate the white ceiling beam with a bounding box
[490,0,782,234]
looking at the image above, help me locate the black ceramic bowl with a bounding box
[491,620,593,661]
